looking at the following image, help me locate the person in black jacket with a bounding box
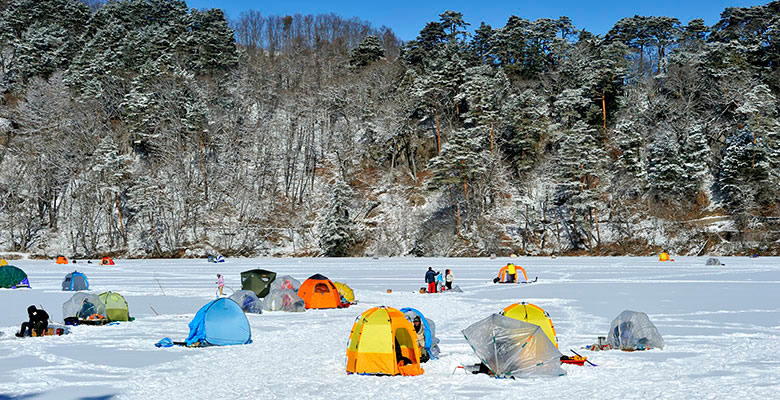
[424,267,439,293]
[16,305,49,337]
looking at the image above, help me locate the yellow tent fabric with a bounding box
[659,252,669,262]
[333,281,355,304]
[346,306,424,376]
[0,259,7,266]
[98,291,130,321]
[502,302,558,348]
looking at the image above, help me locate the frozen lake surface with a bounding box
[1,256,779,399]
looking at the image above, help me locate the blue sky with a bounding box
[186,0,770,41]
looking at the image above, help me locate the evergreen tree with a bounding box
[349,35,385,70]
[0,0,89,88]
[318,180,355,257]
[646,128,687,202]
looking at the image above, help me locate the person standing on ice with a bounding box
[435,271,444,291]
[445,269,454,290]
[216,274,224,296]
[424,267,439,293]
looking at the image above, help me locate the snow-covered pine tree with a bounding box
[318,180,355,257]
[92,135,130,247]
[553,121,605,248]
[349,35,385,70]
[646,127,687,202]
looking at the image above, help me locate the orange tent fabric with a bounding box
[100,257,115,265]
[659,252,669,262]
[297,274,347,309]
[497,265,528,283]
[56,256,68,264]
[346,306,424,376]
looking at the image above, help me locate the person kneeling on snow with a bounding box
[435,271,444,291]
[413,316,430,363]
[424,267,439,293]
[17,305,49,337]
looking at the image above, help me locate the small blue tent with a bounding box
[401,307,441,360]
[185,298,252,347]
[62,271,89,291]
[207,255,226,263]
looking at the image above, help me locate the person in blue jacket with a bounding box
[424,267,439,293]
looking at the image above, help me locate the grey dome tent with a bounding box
[705,258,723,266]
[269,275,301,291]
[228,290,263,314]
[63,293,106,320]
[262,289,306,312]
[607,310,664,350]
[62,271,89,291]
[462,314,564,378]
[240,269,277,298]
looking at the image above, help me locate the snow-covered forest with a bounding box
[0,0,777,258]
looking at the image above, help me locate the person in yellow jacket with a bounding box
[507,263,517,283]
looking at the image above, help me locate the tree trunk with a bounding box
[199,131,209,201]
[594,206,601,246]
[107,193,114,248]
[601,89,607,134]
[435,101,441,154]
[489,122,494,155]
[148,213,162,256]
[115,193,126,246]
[456,202,462,237]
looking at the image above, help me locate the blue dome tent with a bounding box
[62,271,89,291]
[185,298,252,347]
[400,307,440,360]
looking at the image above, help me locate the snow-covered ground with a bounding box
[1,256,779,399]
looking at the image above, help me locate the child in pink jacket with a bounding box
[216,274,224,296]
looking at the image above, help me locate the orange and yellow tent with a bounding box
[659,252,670,262]
[100,257,115,265]
[502,302,558,348]
[56,256,68,265]
[346,306,424,376]
[497,264,528,283]
[297,274,346,309]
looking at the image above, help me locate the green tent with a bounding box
[0,265,29,289]
[241,269,277,298]
[98,291,130,321]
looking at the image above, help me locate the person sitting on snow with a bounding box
[413,316,429,363]
[16,305,49,337]
[395,338,413,366]
[424,267,439,293]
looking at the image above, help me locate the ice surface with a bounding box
[0,256,779,399]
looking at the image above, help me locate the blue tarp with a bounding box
[400,307,440,360]
[185,298,252,347]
